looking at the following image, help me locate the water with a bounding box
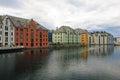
[0,45,120,80]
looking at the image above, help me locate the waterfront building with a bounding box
[0,15,15,47]
[0,15,48,48]
[88,31,114,45]
[114,37,120,45]
[52,26,76,44]
[75,28,87,44]
[80,31,88,45]
[14,18,48,48]
[52,26,87,45]
[48,31,53,44]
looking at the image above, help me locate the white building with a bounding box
[114,37,120,45]
[0,15,15,47]
[88,31,114,45]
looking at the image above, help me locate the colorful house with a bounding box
[80,32,88,45]
[52,26,87,45]
[0,15,48,48]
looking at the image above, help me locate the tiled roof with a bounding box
[36,22,48,30]
[55,26,75,34]
[54,26,88,34]
[0,15,47,30]
[75,28,88,34]
[9,15,29,27]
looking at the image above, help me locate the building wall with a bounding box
[88,32,114,45]
[52,32,80,44]
[0,24,2,47]
[15,19,48,48]
[41,30,48,47]
[2,16,15,47]
[48,32,52,43]
[114,37,120,45]
[80,33,88,45]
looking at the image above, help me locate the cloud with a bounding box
[0,0,120,36]
[0,0,22,8]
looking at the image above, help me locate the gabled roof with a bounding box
[75,28,88,34]
[36,22,48,30]
[0,15,48,30]
[9,15,29,27]
[55,25,75,34]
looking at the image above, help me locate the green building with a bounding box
[52,26,87,44]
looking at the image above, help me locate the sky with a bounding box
[0,0,120,37]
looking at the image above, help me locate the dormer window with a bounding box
[17,20,22,26]
[6,18,8,25]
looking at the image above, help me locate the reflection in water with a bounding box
[89,45,114,57]
[0,45,120,80]
[0,49,49,80]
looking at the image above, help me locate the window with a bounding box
[5,26,8,30]
[20,43,23,46]
[20,39,23,42]
[5,37,8,42]
[0,25,2,29]
[20,29,23,32]
[0,31,2,35]
[6,18,8,25]
[16,43,18,45]
[11,27,13,30]
[0,43,2,47]
[17,20,22,26]
[11,38,13,41]
[5,43,8,46]
[11,32,13,35]
[26,43,28,46]
[5,32,8,36]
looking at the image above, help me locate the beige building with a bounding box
[114,37,120,45]
[88,31,114,45]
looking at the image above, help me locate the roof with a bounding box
[75,28,88,34]
[53,26,88,34]
[55,26,75,34]
[0,15,48,30]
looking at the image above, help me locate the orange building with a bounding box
[14,18,48,48]
[80,33,88,45]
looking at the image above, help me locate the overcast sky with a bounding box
[0,0,120,37]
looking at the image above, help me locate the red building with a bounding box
[11,17,48,48]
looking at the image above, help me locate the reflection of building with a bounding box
[56,47,88,63]
[114,37,120,46]
[88,31,114,45]
[89,45,114,57]
[24,49,48,54]
[80,47,88,60]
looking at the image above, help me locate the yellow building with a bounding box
[80,33,88,45]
